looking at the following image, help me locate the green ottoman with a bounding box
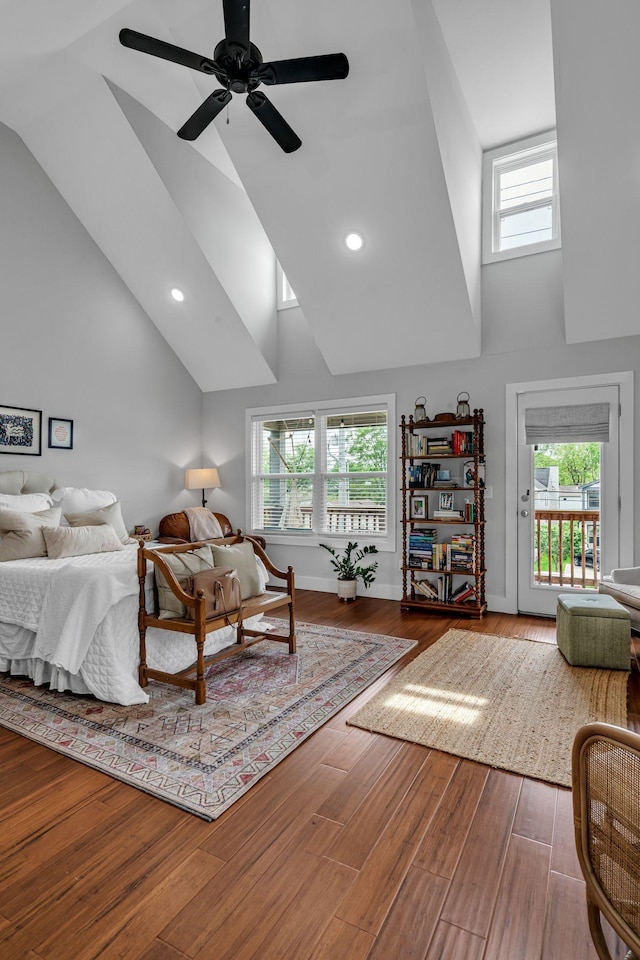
[556,593,631,670]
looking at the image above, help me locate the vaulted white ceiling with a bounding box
[1,0,638,390]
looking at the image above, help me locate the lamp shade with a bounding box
[185,468,221,491]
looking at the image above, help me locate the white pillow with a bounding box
[0,506,62,561]
[43,524,124,559]
[64,501,131,544]
[51,487,116,516]
[0,492,54,513]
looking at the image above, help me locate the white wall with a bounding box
[4,119,636,607]
[0,123,203,532]
[202,250,640,609]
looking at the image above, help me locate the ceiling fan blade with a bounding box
[222,0,250,49]
[178,90,232,140]
[119,28,221,76]
[246,91,301,153]
[254,53,349,86]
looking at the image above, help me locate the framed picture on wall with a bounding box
[0,405,42,456]
[48,417,74,450]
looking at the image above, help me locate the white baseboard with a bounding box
[292,575,400,601]
[289,578,516,614]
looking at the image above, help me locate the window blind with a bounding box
[524,403,610,444]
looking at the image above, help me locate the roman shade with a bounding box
[524,403,610,444]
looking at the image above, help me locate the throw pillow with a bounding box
[210,541,262,600]
[65,501,131,544]
[0,492,54,513]
[51,486,117,515]
[0,506,62,561]
[43,524,124,559]
[155,546,215,619]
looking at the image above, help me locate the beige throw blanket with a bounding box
[185,506,224,541]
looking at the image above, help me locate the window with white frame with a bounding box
[482,132,561,263]
[276,261,298,309]
[247,395,395,548]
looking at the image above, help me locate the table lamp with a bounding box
[185,467,221,508]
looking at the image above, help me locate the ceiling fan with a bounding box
[119,0,349,153]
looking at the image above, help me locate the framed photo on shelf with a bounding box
[438,491,454,511]
[410,494,428,519]
[0,404,42,456]
[48,417,74,450]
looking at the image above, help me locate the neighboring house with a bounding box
[534,468,583,511]
[581,479,601,511]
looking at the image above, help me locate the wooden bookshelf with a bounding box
[400,410,486,618]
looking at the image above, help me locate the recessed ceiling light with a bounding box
[170,287,185,302]
[345,232,364,251]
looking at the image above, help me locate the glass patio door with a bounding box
[516,384,620,616]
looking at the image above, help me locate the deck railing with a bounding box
[533,508,600,589]
[300,505,385,533]
[262,504,386,533]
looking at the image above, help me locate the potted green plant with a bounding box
[319,540,379,601]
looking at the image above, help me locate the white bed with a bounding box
[0,471,259,705]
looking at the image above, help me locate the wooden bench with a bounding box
[137,535,296,704]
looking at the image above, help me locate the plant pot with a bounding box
[337,579,357,602]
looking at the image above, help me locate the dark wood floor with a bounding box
[1,591,638,960]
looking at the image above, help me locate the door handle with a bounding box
[520,509,529,517]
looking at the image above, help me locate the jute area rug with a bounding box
[348,628,629,788]
[0,620,415,820]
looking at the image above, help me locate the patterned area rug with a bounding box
[348,628,629,787]
[0,620,415,820]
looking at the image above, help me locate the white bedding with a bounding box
[0,544,260,705]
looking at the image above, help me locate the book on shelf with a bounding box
[408,540,448,570]
[408,463,441,488]
[409,434,453,456]
[437,574,454,601]
[451,430,474,455]
[412,577,438,600]
[413,575,454,602]
[412,575,474,604]
[450,534,474,550]
[433,510,464,520]
[449,580,476,603]
[409,528,437,540]
[453,584,476,604]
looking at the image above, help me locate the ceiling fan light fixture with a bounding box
[170,287,185,302]
[345,232,364,251]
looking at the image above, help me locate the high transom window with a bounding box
[483,132,561,263]
[276,261,298,309]
[247,395,395,548]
